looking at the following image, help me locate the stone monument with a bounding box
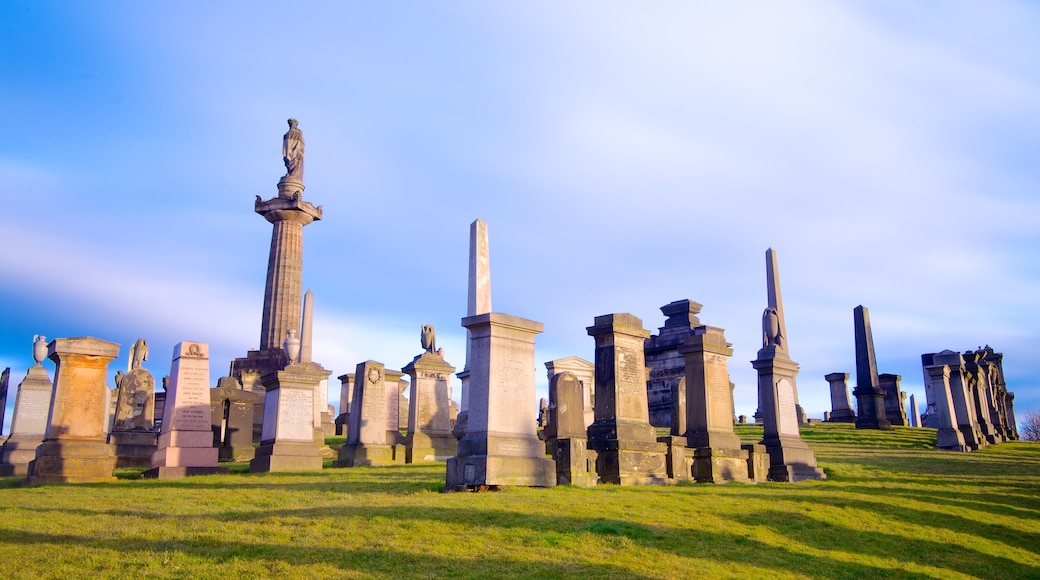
[454,218,492,442]
[586,313,667,485]
[930,350,983,449]
[544,356,595,428]
[546,371,595,487]
[230,119,323,383]
[0,336,53,476]
[384,370,408,442]
[852,306,892,431]
[0,367,8,440]
[964,349,1001,445]
[26,337,120,485]
[644,300,704,428]
[335,372,354,435]
[750,249,825,481]
[337,361,402,466]
[146,342,227,478]
[879,373,909,426]
[210,376,264,462]
[403,326,457,462]
[921,353,969,451]
[108,338,157,467]
[824,372,856,422]
[908,393,920,427]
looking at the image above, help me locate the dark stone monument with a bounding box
[547,371,595,486]
[644,300,702,428]
[210,376,264,462]
[825,372,856,422]
[878,373,908,427]
[852,306,892,431]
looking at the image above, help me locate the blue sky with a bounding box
[2,2,1038,434]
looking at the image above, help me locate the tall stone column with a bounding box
[455,219,492,439]
[852,306,892,430]
[825,372,855,422]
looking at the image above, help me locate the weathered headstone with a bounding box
[586,313,667,485]
[337,361,402,466]
[445,312,554,490]
[879,373,909,426]
[908,393,920,428]
[545,357,595,428]
[750,249,825,481]
[26,337,120,485]
[644,299,704,428]
[0,336,53,476]
[963,350,1000,445]
[210,376,264,462]
[146,342,227,478]
[852,306,892,430]
[250,355,331,473]
[683,323,750,483]
[930,350,983,449]
[921,353,969,451]
[403,344,458,463]
[547,371,595,486]
[825,372,856,422]
[108,345,157,468]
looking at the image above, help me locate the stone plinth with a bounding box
[644,299,703,428]
[250,362,330,473]
[852,306,892,431]
[879,373,908,427]
[26,337,120,485]
[825,372,856,423]
[445,313,554,491]
[109,367,157,468]
[681,325,750,483]
[921,356,969,452]
[338,361,402,467]
[0,365,53,477]
[585,314,667,486]
[403,353,457,463]
[210,377,264,462]
[146,342,226,479]
[545,357,596,428]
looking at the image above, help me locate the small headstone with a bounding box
[545,357,596,428]
[146,342,227,478]
[108,355,157,468]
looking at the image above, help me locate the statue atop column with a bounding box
[282,118,305,180]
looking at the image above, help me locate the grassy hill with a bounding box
[0,424,1037,579]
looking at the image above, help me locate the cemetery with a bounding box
[0,120,1037,577]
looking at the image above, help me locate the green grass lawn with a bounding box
[1,424,1037,579]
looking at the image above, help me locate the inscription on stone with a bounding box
[776,378,798,436]
[276,388,314,441]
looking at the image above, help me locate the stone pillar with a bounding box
[644,299,703,428]
[445,312,554,490]
[751,248,825,482]
[457,219,493,439]
[681,325,750,483]
[26,337,120,485]
[403,353,457,463]
[251,361,331,473]
[585,314,667,486]
[921,357,968,451]
[932,350,983,449]
[908,394,920,428]
[146,342,227,478]
[338,361,401,467]
[879,374,909,427]
[852,306,892,430]
[335,372,354,436]
[0,354,54,477]
[825,372,856,422]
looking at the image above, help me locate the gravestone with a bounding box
[26,337,120,485]
[384,369,407,443]
[644,300,704,428]
[751,249,825,481]
[879,373,908,426]
[545,357,595,428]
[852,306,892,430]
[825,372,856,422]
[250,359,331,473]
[586,313,667,485]
[403,348,457,463]
[931,350,983,449]
[682,323,749,483]
[963,350,1000,445]
[338,361,402,466]
[656,376,691,482]
[445,312,554,490]
[108,358,157,467]
[921,353,969,451]
[908,393,920,428]
[0,336,54,476]
[335,372,354,435]
[547,371,595,486]
[210,376,264,462]
[146,342,227,478]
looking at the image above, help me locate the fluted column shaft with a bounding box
[259,209,314,350]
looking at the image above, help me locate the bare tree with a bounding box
[1021,408,1040,442]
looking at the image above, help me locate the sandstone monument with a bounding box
[0,336,53,476]
[403,327,457,463]
[27,337,120,485]
[108,338,157,467]
[445,220,554,491]
[544,357,595,428]
[146,342,227,478]
[644,299,704,428]
[454,218,492,442]
[750,249,825,481]
[338,360,402,467]
[587,313,667,485]
[546,371,595,486]
[852,306,892,431]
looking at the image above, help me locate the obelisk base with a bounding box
[445,433,555,491]
[26,439,118,485]
[108,431,158,468]
[250,441,323,473]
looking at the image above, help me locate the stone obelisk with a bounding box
[750,249,825,481]
[454,218,491,440]
[231,119,322,383]
[852,306,892,430]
